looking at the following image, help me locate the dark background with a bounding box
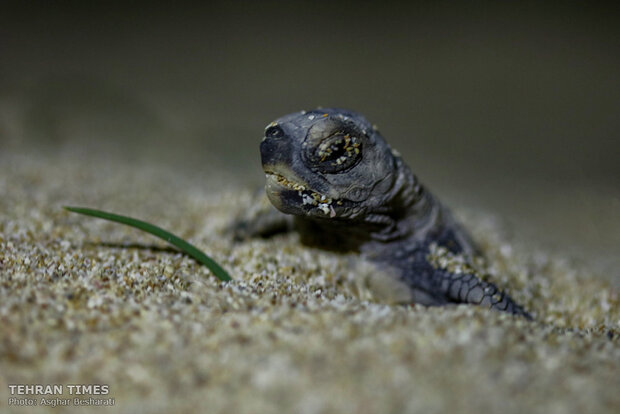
[1,1,618,277]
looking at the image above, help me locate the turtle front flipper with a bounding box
[431,268,533,319]
[391,246,533,319]
[229,192,294,241]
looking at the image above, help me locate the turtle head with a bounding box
[260,108,399,221]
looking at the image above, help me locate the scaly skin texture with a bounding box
[242,108,532,319]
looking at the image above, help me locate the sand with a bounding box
[1,149,618,414]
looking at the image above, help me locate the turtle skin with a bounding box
[237,108,532,319]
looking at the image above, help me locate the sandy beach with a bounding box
[1,148,618,414]
[1,3,619,412]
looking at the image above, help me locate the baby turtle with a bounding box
[237,108,532,319]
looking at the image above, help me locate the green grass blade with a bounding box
[64,206,232,282]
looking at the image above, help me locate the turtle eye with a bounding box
[309,133,362,173]
[265,125,284,139]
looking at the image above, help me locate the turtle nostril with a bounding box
[260,139,277,164]
[265,125,284,139]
